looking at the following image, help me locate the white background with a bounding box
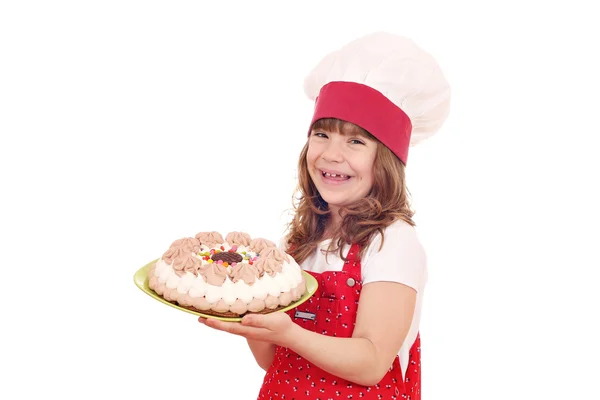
[1,1,599,399]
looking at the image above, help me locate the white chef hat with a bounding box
[304,32,451,165]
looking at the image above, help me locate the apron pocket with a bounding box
[315,296,341,336]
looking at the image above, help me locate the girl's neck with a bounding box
[323,206,342,240]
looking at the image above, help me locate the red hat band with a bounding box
[308,81,413,165]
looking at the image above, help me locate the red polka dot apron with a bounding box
[258,244,422,400]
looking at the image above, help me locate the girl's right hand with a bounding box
[198,312,296,347]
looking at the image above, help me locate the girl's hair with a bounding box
[285,118,416,264]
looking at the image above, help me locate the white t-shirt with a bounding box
[281,219,427,376]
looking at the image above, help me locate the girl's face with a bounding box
[306,128,378,211]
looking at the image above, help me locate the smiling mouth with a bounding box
[321,170,351,180]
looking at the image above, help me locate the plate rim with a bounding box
[133,259,318,322]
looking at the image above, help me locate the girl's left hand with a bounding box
[199,312,296,346]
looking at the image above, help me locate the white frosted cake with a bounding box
[147,231,307,317]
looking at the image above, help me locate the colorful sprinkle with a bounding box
[231,262,237,267]
[220,246,225,251]
[207,259,213,264]
[223,262,229,267]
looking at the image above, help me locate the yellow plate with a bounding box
[133,259,318,322]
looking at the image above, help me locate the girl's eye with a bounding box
[313,132,328,138]
[350,139,365,145]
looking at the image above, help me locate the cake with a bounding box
[147,231,307,317]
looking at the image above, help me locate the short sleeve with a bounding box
[361,221,428,291]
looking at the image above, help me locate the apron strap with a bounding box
[342,243,362,279]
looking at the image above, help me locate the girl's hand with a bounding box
[199,312,296,347]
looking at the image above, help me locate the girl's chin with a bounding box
[320,195,351,208]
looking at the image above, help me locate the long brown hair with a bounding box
[285,118,415,264]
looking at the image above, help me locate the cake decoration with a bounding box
[225,231,252,246]
[211,251,243,264]
[195,231,224,247]
[169,237,201,252]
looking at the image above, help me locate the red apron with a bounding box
[258,244,421,399]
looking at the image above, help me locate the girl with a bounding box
[199,32,451,399]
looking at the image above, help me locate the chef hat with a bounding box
[304,32,451,165]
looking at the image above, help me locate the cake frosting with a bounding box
[148,231,307,316]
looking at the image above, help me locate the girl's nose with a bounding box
[321,140,344,163]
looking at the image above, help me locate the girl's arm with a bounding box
[246,339,275,371]
[286,281,416,386]
[201,281,416,386]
